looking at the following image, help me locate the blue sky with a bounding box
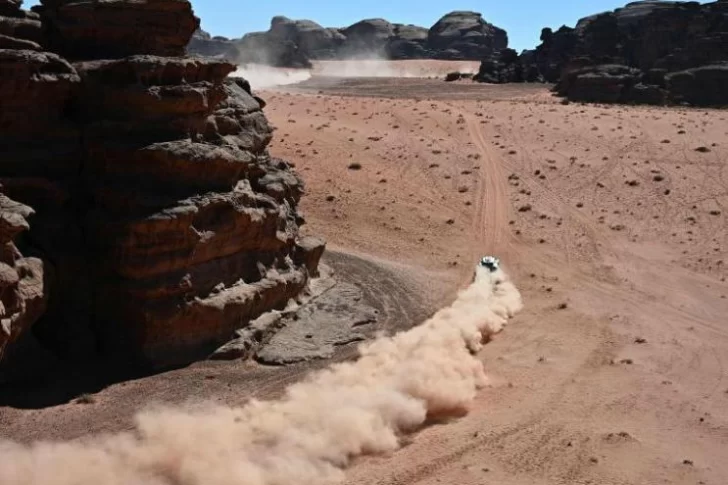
[22,1,708,52]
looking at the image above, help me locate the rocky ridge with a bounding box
[0,0,323,381]
[188,11,508,65]
[474,0,728,106]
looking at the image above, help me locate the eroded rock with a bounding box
[0,193,48,381]
[0,0,324,377]
[528,0,728,106]
[188,10,508,64]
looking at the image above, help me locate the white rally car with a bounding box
[478,256,500,273]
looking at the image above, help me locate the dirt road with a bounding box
[267,76,728,485]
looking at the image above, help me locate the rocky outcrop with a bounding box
[339,18,394,57]
[187,29,239,61]
[0,0,323,378]
[268,16,344,60]
[237,30,313,68]
[554,64,655,103]
[0,193,48,380]
[530,0,728,106]
[387,24,429,59]
[427,11,507,60]
[188,11,508,64]
[474,48,540,83]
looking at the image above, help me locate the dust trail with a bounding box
[230,64,312,89]
[0,264,522,485]
[311,59,481,78]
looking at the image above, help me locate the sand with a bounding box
[2,62,728,485]
[265,74,728,485]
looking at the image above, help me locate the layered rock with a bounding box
[0,0,323,377]
[529,0,728,106]
[188,11,508,65]
[33,0,200,60]
[0,0,85,367]
[0,0,42,50]
[0,193,48,380]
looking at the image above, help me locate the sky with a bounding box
[22,1,709,52]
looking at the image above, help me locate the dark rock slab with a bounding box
[256,283,378,365]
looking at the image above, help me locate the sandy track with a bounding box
[265,76,728,485]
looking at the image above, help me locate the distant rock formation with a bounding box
[187,29,240,60]
[528,0,728,106]
[0,0,323,381]
[426,11,507,60]
[187,11,508,66]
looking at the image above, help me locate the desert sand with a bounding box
[2,62,728,485]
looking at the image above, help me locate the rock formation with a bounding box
[474,48,542,84]
[387,24,429,59]
[0,192,48,380]
[0,0,323,380]
[187,29,240,60]
[187,11,508,65]
[529,0,728,106]
[426,11,507,60]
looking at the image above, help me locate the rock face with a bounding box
[35,0,200,60]
[474,48,537,83]
[0,0,323,379]
[528,0,728,106]
[187,11,508,65]
[187,29,239,61]
[0,193,48,379]
[339,18,394,57]
[426,11,507,60]
[237,30,313,68]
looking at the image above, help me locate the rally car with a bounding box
[478,255,500,273]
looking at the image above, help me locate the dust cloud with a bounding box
[231,64,312,89]
[231,57,480,89]
[311,59,479,78]
[0,265,523,485]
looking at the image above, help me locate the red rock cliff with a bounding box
[0,0,324,379]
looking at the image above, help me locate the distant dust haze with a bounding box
[0,265,523,485]
[231,64,313,89]
[232,58,481,89]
